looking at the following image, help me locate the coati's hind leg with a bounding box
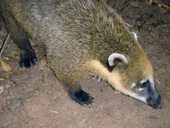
[65,82,94,105]
[5,18,37,68]
[16,38,37,68]
[11,32,37,68]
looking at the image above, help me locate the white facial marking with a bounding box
[138,88,144,92]
[140,79,148,84]
[140,78,155,88]
[108,53,128,67]
[129,93,147,103]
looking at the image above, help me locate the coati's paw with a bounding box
[19,49,37,68]
[69,89,94,105]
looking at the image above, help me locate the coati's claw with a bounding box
[69,89,94,105]
[19,49,37,68]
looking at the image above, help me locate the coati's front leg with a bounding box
[66,82,94,105]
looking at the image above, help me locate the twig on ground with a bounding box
[0,33,10,57]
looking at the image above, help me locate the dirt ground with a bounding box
[0,1,170,128]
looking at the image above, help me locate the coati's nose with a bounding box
[147,95,161,109]
[141,80,161,109]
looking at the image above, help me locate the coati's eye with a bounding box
[107,52,128,71]
[139,80,149,88]
[132,80,151,93]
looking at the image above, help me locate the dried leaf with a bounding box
[0,58,11,72]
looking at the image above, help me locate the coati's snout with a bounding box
[106,53,161,109]
[140,80,161,109]
[130,80,161,109]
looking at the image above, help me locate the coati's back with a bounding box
[0,0,161,108]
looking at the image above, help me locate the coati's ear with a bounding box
[130,31,138,42]
[107,53,128,70]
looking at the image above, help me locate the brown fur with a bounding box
[0,0,155,104]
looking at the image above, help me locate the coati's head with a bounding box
[105,38,161,109]
[107,51,161,109]
[88,32,161,109]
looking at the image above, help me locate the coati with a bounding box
[0,0,161,108]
